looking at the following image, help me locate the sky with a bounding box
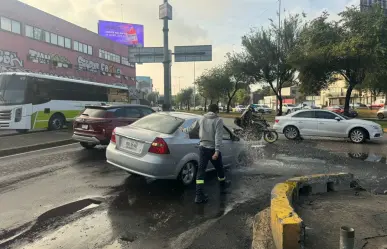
[21,0,358,94]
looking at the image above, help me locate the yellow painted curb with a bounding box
[269,173,354,249]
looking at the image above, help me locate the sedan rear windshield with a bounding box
[131,113,184,134]
[80,108,107,118]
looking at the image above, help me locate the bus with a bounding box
[0,72,130,133]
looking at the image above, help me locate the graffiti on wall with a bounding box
[77,56,121,76]
[28,49,72,68]
[0,49,23,68]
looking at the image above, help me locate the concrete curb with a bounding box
[267,173,355,249]
[252,208,275,249]
[0,139,77,157]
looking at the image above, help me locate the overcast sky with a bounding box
[21,0,358,94]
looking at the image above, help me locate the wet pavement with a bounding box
[0,119,387,248]
[298,190,387,249]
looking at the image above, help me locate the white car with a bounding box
[274,110,383,143]
[281,104,297,114]
[235,105,246,113]
[254,104,272,114]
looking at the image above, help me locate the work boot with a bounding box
[195,193,209,204]
[220,180,231,194]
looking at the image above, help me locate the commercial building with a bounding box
[306,74,385,107]
[261,86,301,109]
[0,0,136,86]
[136,76,153,94]
[360,0,387,14]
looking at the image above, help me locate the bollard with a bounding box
[340,226,355,249]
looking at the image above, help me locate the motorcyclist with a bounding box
[239,104,262,128]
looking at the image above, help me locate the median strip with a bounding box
[252,173,355,249]
[0,139,77,157]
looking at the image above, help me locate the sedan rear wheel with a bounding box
[284,126,299,140]
[377,113,384,120]
[350,129,366,144]
[179,162,197,186]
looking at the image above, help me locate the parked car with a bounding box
[273,110,383,143]
[234,105,247,113]
[377,106,387,120]
[351,103,369,109]
[106,112,245,185]
[282,104,297,114]
[152,106,162,112]
[72,105,155,149]
[290,103,314,113]
[326,105,358,118]
[252,104,272,114]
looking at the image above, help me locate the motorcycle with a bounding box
[232,113,279,143]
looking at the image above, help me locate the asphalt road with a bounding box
[0,119,386,248]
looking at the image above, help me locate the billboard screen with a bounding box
[98,20,144,47]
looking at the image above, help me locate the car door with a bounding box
[315,111,348,137]
[291,111,318,136]
[217,126,235,168]
[118,107,142,126]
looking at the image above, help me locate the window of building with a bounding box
[34,27,42,40]
[74,41,79,51]
[73,41,92,55]
[58,35,64,47]
[25,25,33,38]
[99,49,121,64]
[11,20,21,34]
[50,33,58,45]
[0,17,12,32]
[44,31,50,43]
[65,38,71,49]
[0,17,21,34]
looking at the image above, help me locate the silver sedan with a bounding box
[106,112,245,185]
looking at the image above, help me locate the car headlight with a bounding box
[371,125,381,130]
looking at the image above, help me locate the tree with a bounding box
[291,6,387,115]
[195,67,227,107]
[241,13,305,115]
[235,88,251,105]
[223,53,255,112]
[176,88,194,110]
[146,92,159,106]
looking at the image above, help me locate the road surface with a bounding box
[0,119,386,248]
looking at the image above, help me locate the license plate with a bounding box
[81,124,88,130]
[120,137,143,154]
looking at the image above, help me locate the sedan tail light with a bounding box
[275,119,279,123]
[148,137,170,154]
[111,128,116,143]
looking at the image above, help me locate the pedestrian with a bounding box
[184,104,231,204]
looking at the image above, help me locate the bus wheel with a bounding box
[48,114,65,131]
[16,129,28,134]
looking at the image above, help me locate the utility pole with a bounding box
[162,0,171,110]
[174,76,183,93]
[276,0,281,115]
[193,62,196,108]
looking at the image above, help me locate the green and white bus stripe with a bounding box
[31,110,82,129]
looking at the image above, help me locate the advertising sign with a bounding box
[129,47,171,63]
[98,20,144,47]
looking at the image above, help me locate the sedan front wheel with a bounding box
[349,128,366,144]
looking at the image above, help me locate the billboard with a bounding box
[98,20,144,47]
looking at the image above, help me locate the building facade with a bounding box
[136,76,153,94]
[360,0,387,14]
[0,0,136,86]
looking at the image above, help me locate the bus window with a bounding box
[0,75,28,105]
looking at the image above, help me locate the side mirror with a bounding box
[335,117,341,121]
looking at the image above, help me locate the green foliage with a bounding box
[291,6,387,114]
[241,13,305,115]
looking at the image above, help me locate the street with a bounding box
[0,118,387,249]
